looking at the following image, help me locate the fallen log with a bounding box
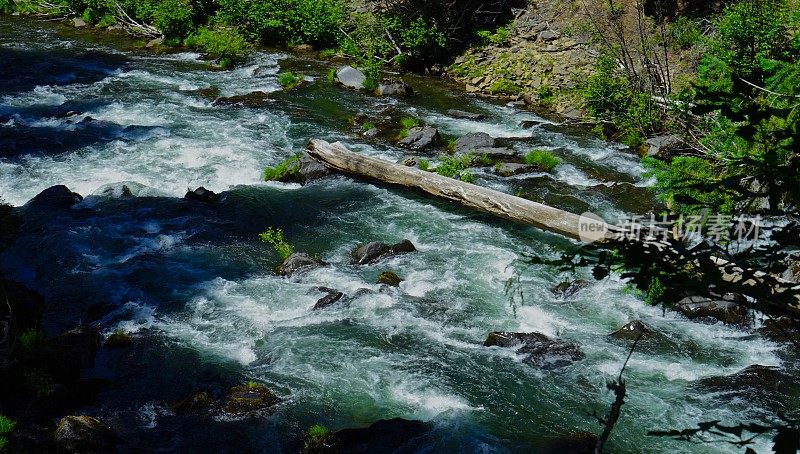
[305,139,800,311]
[306,139,591,241]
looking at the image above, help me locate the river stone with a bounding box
[645,135,683,158]
[398,126,441,151]
[325,418,431,453]
[146,37,164,48]
[72,18,86,28]
[495,162,537,177]
[55,325,102,368]
[104,330,132,348]
[277,252,326,276]
[484,331,584,369]
[468,147,520,162]
[609,320,654,340]
[543,431,598,453]
[551,279,590,299]
[376,80,413,97]
[183,86,220,99]
[297,153,332,183]
[377,271,402,287]
[694,364,790,393]
[26,185,83,210]
[675,295,749,325]
[0,279,45,333]
[171,390,215,415]
[335,66,366,90]
[54,415,119,453]
[222,382,280,417]
[756,317,800,342]
[313,290,344,310]
[351,239,416,265]
[454,132,494,153]
[447,109,487,120]
[539,30,561,41]
[185,186,219,204]
[362,127,379,138]
[211,91,272,108]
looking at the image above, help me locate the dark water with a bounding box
[1,16,794,453]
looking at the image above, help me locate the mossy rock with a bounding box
[222,382,280,417]
[171,390,215,415]
[377,271,402,287]
[54,415,119,453]
[104,330,132,348]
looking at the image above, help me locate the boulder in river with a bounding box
[694,364,790,393]
[398,126,441,151]
[377,271,402,287]
[484,331,584,369]
[313,290,344,310]
[184,186,219,204]
[542,431,598,453]
[171,390,216,415]
[54,415,120,453]
[609,320,654,341]
[26,185,83,210]
[335,66,366,90]
[454,132,494,153]
[376,80,413,97]
[324,418,431,453]
[54,325,102,368]
[297,153,332,183]
[495,162,537,177]
[0,279,45,333]
[277,252,326,276]
[351,239,416,265]
[675,294,749,326]
[211,91,272,108]
[551,279,590,299]
[645,135,683,159]
[757,317,800,342]
[222,382,280,417]
[447,109,487,120]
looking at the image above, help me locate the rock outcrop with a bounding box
[54,415,119,453]
[351,240,416,265]
[277,253,326,276]
[398,126,441,151]
[675,294,749,326]
[484,331,584,369]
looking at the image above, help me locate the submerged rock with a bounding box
[542,431,598,453]
[335,66,366,90]
[183,86,220,99]
[376,80,413,97]
[324,418,431,453]
[398,126,441,151]
[222,382,280,417]
[171,390,215,415]
[54,415,119,453]
[675,294,749,326]
[313,290,344,310]
[454,132,494,153]
[211,91,272,108]
[297,153,332,183]
[447,109,487,120]
[495,162,537,176]
[104,330,132,348]
[757,317,800,342]
[377,271,402,287]
[551,279,590,299]
[351,240,416,265]
[694,364,790,393]
[278,252,326,276]
[185,186,219,204]
[484,331,584,369]
[26,185,83,210]
[609,320,654,341]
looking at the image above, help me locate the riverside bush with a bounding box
[525,150,560,172]
[259,227,294,260]
[0,415,15,451]
[263,153,301,181]
[277,71,303,89]
[185,27,253,68]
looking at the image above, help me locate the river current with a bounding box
[0,17,793,453]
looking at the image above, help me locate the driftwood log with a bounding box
[305,139,800,311]
[306,139,593,241]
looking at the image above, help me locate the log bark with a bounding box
[306,139,591,241]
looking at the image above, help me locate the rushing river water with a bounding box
[1,17,796,453]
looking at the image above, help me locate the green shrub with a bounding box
[263,153,302,181]
[669,16,702,50]
[537,84,554,106]
[16,329,46,354]
[319,48,337,58]
[151,0,194,38]
[278,71,304,89]
[303,424,330,453]
[460,170,475,183]
[642,156,737,214]
[488,78,521,95]
[259,227,294,260]
[398,117,420,138]
[185,27,254,69]
[524,150,561,172]
[477,26,509,46]
[361,121,375,131]
[326,68,337,83]
[436,153,474,178]
[0,414,15,451]
[418,159,429,171]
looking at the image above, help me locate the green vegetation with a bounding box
[436,153,475,179]
[263,153,301,182]
[0,414,15,451]
[16,329,46,354]
[303,424,330,453]
[476,26,509,46]
[259,227,294,261]
[488,78,522,95]
[418,159,430,171]
[524,149,561,172]
[669,16,703,50]
[398,117,420,139]
[185,27,253,69]
[277,71,304,89]
[460,170,475,183]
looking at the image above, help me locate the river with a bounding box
[0,16,792,453]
